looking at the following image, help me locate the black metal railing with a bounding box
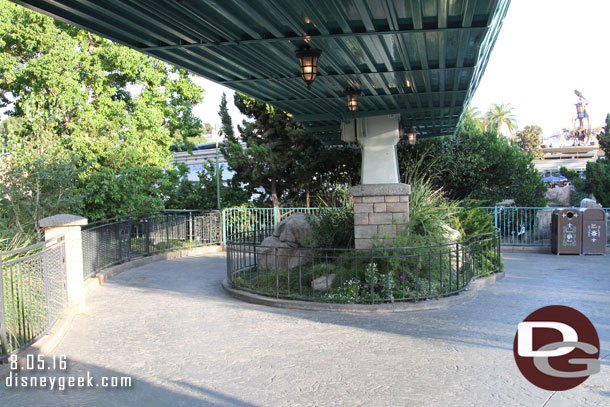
[0,238,66,358]
[82,211,222,279]
[226,231,501,304]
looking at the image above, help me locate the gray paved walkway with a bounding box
[1,252,609,406]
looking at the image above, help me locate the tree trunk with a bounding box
[305,188,310,208]
[271,179,280,224]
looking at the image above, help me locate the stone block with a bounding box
[386,202,409,213]
[378,224,396,238]
[373,203,386,213]
[362,196,385,203]
[355,239,375,249]
[355,225,378,239]
[354,213,369,225]
[351,183,411,197]
[353,196,362,203]
[399,195,410,202]
[384,196,399,203]
[392,213,408,223]
[354,203,374,213]
[369,213,393,225]
[396,224,408,232]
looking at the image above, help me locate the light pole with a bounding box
[215,123,221,211]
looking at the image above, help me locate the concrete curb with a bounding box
[222,271,505,313]
[1,245,224,375]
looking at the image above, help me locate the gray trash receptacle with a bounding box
[551,209,582,255]
[581,208,606,255]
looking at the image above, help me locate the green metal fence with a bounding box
[222,206,610,247]
[221,207,331,245]
[480,206,610,247]
[0,238,66,359]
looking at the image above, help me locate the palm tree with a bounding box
[486,103,518,138]
[462,106,485,131]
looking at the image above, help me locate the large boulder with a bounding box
[546,186,572,207]
[441,223,462,242]
[272,212,318,247]
[256,236,310,271]
[257,213,319,270]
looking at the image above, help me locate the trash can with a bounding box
[581,208,607,255]
[551,209,582,255]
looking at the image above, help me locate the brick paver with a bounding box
[1,252,609,406]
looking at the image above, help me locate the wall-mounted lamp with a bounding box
[295,47,322,89]
[407,125,417,145]
[345,88,361,112]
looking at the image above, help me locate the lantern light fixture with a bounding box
[407,125,418,145]
[345,88,361,112]
[295,46,322,89]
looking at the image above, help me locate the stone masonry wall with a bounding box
[352,184,411,249]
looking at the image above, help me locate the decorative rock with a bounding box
[257,213,319,271]
[580,198,602,209]
[256,236,312,271]
[272,213,317,247]
[311,273,336,291]
[546,186,572,207]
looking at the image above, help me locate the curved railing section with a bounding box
[0,237,66,358]
[82,211,222,280]
[226,230,501,304]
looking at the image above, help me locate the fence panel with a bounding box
[0,238,67,358]
[221,207,332,244]
[82,211,222,279]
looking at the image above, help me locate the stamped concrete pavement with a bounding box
[1,252,609,406]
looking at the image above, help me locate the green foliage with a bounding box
[164,161,253,211]
[307,208,354,249]
[586,159,610,207]
[398,124,548,206]
[457,203,496,237]
[598,114,610,156]
[515,125,544,159]
[0,1,206,232]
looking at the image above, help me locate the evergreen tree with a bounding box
[515,125,544,159]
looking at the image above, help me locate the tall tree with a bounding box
[486,102,518,138]
[462,106,485,132]
[220,93,306,211]
[0,0,205,220]
[515,125,544,159]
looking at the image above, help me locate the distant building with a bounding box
[171,142,235,182]
[533,145,605,174]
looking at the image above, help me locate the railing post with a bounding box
[494,206,498,230]
[126,218,132,260]
[222,209,227,246]
[144,216,150,255]
[253,227,257,268]
[0,255,8,357]
[455,242,460,290]
[165,214,170,247]
[189,211,193,243]
[39,214,87,311]
[116,221,122,260]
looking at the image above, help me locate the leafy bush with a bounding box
[457,203,495,237]
[307,184,354,249]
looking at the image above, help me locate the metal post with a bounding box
[127,218,132,260]
[215,127,222,211]
[0,256,8,357]
[189,211,193,243]
[165,214,170,249]
[144,217,150,255]
[455,242,460,290]
[494,206,498,230]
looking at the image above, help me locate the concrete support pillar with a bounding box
[352,184,411,249]
[342,114,401,184]
[342,115,410,249]
[39,214,88,311]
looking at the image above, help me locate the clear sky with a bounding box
[470,0,610,140]
[193,0,610,141]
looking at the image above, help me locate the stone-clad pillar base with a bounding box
[39,214,88,311]
[352,184,411,249]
